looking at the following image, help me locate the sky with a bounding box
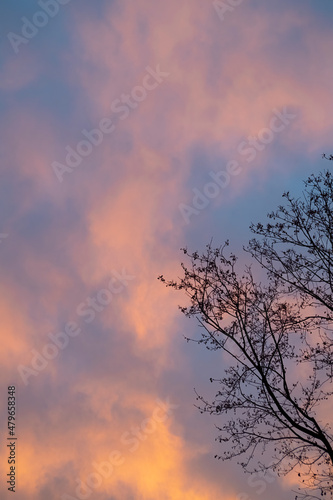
[0,1,333,499]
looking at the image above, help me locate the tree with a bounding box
[159,168,333,499]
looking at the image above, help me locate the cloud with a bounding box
[0,0,332,498]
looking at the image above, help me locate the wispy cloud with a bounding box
[0,1,332,498]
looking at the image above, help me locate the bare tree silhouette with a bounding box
[159,166,333,499]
